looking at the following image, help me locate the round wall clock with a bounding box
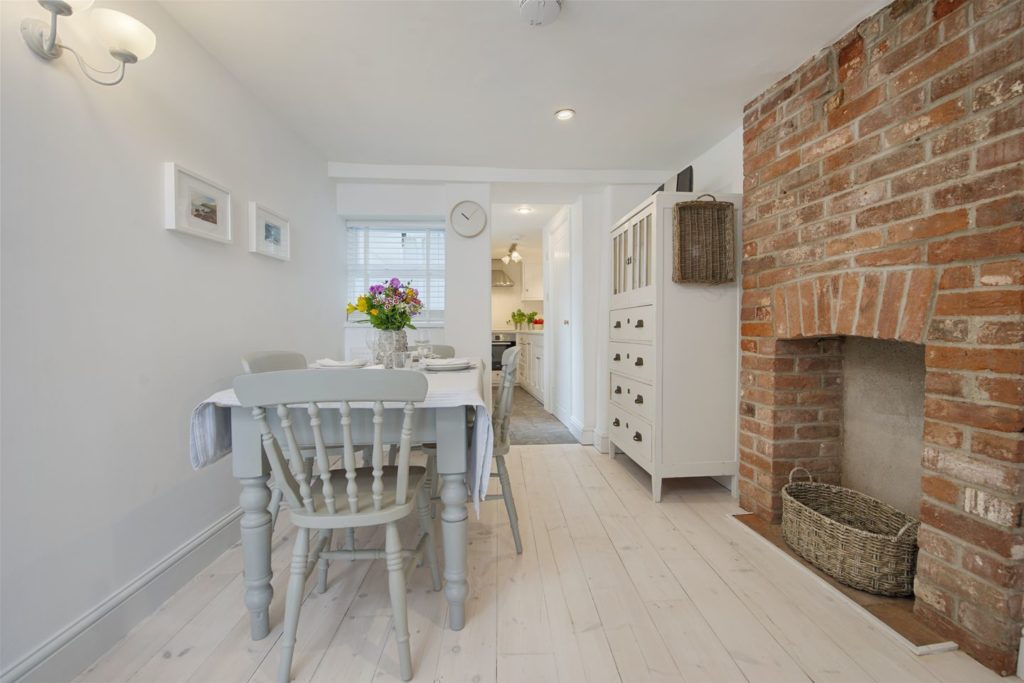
[450,200,487,237]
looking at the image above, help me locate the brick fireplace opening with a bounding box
[738,0,1023,673]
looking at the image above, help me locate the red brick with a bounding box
[741,322,773,338]
[963,549,1024,591]
[927,345,1024,373]
[923,419,965,447]
[853,143,925,182]
[974,2,1023,50]
[926,370,966,397]
[925,397,1024,432]
[891,154,970,196]
[834,272,860,334]
[973,432,1024,464]
[759,152,801,183]
[889,209,969,243]
[884,98,967,146]
[978,132,1024,171]
[923,473,961,505]
[837,33,865,83]
[918,527,958,563]
[825,230,883,256]
[977,194,1024,228]
[978,320,1024,345]
[916,600,1019,676]
[981,260,1024,286]
[891,34,970,94]
[829,182,886,215]
[860,88,927,136]
[855,245,924,267]
[822,136,882,172]
[802,127,855,163]
[854,272,883,337]
[877,270,909,339]
[798,280,816,336]
[934,290,1024,316]
[977,376,1024,405]
[932,32,1023,101]
[933,0,967,20]
[929,318,970,342]
[939,265,974,289]
[827,86,886,129]
[920,502,1024,559]
[974,66,1024,112]
[928,226,1024,264]
[899,268,936,341]
[743,110,778,146]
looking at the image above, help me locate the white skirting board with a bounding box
[2,507,242,683]
[728,514,958,657]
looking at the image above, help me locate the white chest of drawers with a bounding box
[607,191,741,501]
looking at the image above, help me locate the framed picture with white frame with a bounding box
[164,163,232,243]
[248,202,290,261]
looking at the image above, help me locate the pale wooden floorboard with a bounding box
[75,445,1008,683]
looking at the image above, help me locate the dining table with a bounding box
[189,360,492,640]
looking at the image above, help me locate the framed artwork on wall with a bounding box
[164,163,232,243]
[248,202,290,261]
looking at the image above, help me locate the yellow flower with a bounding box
[370,308,379,316]
[356,297,368,313]
[346,303,356,314]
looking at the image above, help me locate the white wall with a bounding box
[337,181,492,378]
[0,2,340,679]
[678,125,743,195]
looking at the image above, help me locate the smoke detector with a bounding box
[520,0,562,27]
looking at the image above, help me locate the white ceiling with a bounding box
[490,203,563,257]
[163,0,885,171]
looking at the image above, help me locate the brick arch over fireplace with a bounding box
[737,0,1022,673]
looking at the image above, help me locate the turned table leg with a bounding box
[436,406,469,631]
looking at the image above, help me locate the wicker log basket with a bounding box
[672,194,735,284]
[781,468,921,597]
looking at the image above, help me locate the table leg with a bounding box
[239,475,273,639]
[232,406,274,640]
[436,406,469,631]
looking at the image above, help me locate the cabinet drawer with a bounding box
[609,341,654,383]
[609,406,653,467]
[610,373,654,423]
[609,305,654,342]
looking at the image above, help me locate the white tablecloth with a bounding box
[189,365,494,504]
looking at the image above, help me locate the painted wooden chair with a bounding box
[430,344,456,359]
[241,351,309,528]
[233,369,440,683]
[423,345,523,553]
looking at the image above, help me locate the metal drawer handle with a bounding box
[635,319,644,329]
[633,432,643,442]
[613,321,622,329]
[614,386,622,394]
[612,418,620,427]
[634,357,644,367]
[634,394,644,405]
[613,353,621,361]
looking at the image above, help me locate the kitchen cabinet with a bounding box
[521,258,544,301]
[516,332,544,401]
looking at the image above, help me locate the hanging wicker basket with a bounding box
[781,468,920,597]
[672,194,735,284]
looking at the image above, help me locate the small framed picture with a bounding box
[164,163,232,243]
[248,202,290,261]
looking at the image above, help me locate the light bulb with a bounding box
[511,251,522,263]
[501,255,511,265]
[516,206,533,214]
[554,108,575,121]
[91,8,156,62]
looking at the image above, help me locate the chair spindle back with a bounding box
[493,346,520,450]
[233,369,428,516]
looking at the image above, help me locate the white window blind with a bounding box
[346,221,446,324]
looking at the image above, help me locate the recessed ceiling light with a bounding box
[554,108,575,121]
[516,206,533,214]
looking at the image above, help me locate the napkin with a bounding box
[313,358,367,369]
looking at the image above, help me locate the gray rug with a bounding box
[494,387,577,445]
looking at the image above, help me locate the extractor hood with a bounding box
[491,260,514,288]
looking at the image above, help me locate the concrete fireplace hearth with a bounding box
[737,0,1023,673]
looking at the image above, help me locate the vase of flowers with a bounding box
[347,278,423,367]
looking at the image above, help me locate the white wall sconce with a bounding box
[20,1,156,86]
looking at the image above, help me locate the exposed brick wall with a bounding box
[739,0,1023,673]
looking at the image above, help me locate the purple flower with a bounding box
[389,277,402,289]
[369,284,384,295]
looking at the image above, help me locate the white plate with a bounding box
[422,362,472,372]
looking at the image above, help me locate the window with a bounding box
[346,221,446,324]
